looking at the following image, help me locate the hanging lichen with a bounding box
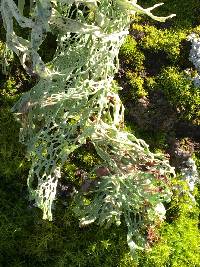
[0,0,175,254]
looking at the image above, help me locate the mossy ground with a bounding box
[1,0,200,266]
[119,0,200,126]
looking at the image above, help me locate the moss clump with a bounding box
[125,71,147,99]
[120,35,145,71]
[132,24,186,61]
[157,67,200,122]
[119,13,200,124]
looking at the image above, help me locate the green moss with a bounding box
[0,179,135,266]
[157,67,200,122]
[120,35,145,71]
[1,78,18,97]
[137,26,186,61]
[145,77,156,90]
[125,71,147,99]
[0,102,29,181]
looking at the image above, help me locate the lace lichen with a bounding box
[1,0,175,254]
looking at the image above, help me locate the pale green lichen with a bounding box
[1,0,175,254]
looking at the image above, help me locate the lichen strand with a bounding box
[1,0,175,254]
